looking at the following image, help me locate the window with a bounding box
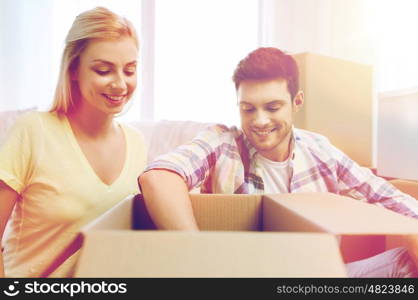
[0,0,141,114]
[375,1,418,92]
[1,0,259,126]
[153,0,259,126]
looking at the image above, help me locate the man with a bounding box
[139,47,418,277]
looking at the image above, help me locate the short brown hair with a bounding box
[232,47,299,99]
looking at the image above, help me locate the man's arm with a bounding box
[333,147,418,219]
[138,125,234,230]
[139,170,199,230]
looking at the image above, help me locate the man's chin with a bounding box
[252,143,276,153]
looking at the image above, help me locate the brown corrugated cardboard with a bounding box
[390,179,418,199]
[191,194,263,231]
[385,180,418,264]
[75,231,345,277]
[293,52,374,167]
[73,193,418,278]
[386,234,418,264]
[264,193,418,234]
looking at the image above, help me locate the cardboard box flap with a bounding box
[263,195,329,232]
[82,195,134,231]
[75,231,346,278]
[264,193,418,234]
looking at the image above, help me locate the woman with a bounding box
[0,7,147,277]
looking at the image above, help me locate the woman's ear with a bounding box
[70,67,78,81]
[293,90,304,112]
[69,59,80,81]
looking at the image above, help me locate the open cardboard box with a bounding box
[73,192,418,278]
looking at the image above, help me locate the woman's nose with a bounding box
[110,73,127,92]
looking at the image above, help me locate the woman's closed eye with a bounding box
[94,69,110,76]
[124,68,136,76]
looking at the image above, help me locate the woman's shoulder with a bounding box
[8,112,44,136]
[1,112,56,153]
[13,111,60,128]
[8,112,68,145]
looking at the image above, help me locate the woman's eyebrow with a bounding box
[91,59,113,65]
[91,59,137,66]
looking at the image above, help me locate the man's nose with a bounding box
[253,111,270,127]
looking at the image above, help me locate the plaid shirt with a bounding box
[146,124,418,219]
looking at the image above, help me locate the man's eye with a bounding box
[267,107,279,112]
[241,107,255,113]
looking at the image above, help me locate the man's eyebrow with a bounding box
[239,100,285,105]
[265,100,285,105]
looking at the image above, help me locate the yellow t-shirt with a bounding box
[0,112,147,277]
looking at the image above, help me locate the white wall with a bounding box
[378,89,418,180]
[262,0,377,66]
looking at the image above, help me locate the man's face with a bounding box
[238,79,303,161]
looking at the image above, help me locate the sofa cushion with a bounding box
[128,120,212,163]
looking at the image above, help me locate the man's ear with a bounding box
[293,90,304,112]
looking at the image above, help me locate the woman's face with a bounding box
[74,36,138,116]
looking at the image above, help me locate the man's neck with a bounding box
[257,131,293,162]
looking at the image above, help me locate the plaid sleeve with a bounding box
[145,125,231,191]
[330,143,418,219]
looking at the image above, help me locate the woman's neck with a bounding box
[66,105,117,139]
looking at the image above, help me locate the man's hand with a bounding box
[138,170,199,230]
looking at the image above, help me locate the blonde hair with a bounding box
[50,7,139,113]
